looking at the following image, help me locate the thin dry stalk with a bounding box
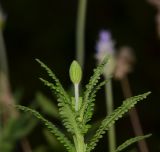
[115,47,149,152]
[0,7,32,152]
[121,77,149,152]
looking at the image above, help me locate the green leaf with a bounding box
[37,61,81,135]
[86,92,151,152]
[115,134,152,152]
[36,92,59,118]
[43,129,63,150]
[39,78,70,105]
[16,105,75,152]
[83,79,110,124]
[11,113,37,139]
[35,59,61,87]
[80,56,110,124]
[59,104,81,134]
[36,59,70,103]
[39,78,79,134]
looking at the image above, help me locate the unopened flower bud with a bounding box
[69,60,82,84]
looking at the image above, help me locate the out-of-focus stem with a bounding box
[0,12,11,127]
[121,77,149,152]
[76,0,87,68]
[21,139,33,152]
[105,79,116,152]
[0,10,32,152]
[0,30,9,77]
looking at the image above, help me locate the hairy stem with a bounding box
[105,79,116,152]
[76,0,87,68]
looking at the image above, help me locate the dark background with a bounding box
[1,0,160,151]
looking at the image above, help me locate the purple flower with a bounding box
[96,30,115,60]
[99,30,112,42]
[95,30,116,76]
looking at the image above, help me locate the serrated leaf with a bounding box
[59,104,80,134]
[39,78,78,134]
[86,92,151,152]
[83,79,110,124]
[80,56,110,124]
[36,59,69,101]
[39,78,70,105]
[115,134,152,152]
[16,105,75,152]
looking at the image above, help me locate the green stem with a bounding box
[74,83,79,111]
[105,79,116,152]
[73,133,86,152]
[76,0,87,68]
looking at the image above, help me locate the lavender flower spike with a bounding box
[95,30,116,76]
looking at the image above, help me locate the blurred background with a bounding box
[0,0,160,151]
